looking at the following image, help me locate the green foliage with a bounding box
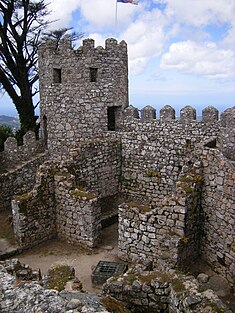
[42,27,83,48]
[0,124,14,151]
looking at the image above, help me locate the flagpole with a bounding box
[115,0,118,35]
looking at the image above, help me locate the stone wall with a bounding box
[201,147,235,286]
[11,161,101,249]
[221,107,235,161]
[68,136,122,198]
[12,162,56,247]
[39,38,128,156]
[0,153,47,212]
[55,171,101,248]
[120,105,219,205]
[0,131,44,170]
[11,137,121,248]
[103,266,231,313]
[118,164,204,269]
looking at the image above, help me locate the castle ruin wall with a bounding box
[201,147,235,286]
[0,153,47,212]
[12,162,56,247]
[68,136,122,198]
[118,164,204,269]
[39,38,128,157]
[120,110,219,205]
[103,268,231,313]
[11,137,122,248]
[0,131,45,169]
[54,172,101,248]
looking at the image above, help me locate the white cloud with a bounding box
[161,41,235,80]
[79,0,117,29]
[154,0,235,50]
[163,0,235,27]
[87,8,167,76]
[48,0,81,29]
[79,0,140,30]
[119,9,167,74]
[47,0,235,80]
[222,23,235,50]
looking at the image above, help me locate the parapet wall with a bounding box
[0,153,47,212]
[0,131,45,170]
[120,106,220,205]
[0,130,47,212]
[12,162,57,247]
[123,104,220,124]
[118,162,204,269]
[201,147,235,285]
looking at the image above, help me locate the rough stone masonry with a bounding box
[0,38,234,307]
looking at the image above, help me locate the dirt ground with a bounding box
[16,223,120,293]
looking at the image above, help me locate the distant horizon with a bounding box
[0,94,233,119]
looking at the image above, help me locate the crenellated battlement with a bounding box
[39,37,127,58]
[0,131,45,169]
[123,104,221,124]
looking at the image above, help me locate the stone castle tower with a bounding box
[39,38,128,155]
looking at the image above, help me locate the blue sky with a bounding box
[1,0,235,117]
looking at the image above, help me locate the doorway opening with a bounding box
[107,107,117,131]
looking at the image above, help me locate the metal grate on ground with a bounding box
[91,260,128,286]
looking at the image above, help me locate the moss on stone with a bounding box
[127,202,151,213]
[47,264,75,292]
[180,236,190,245]
[15,192,32,215]
[193,175,203,183]
[15,192,32,203]
[172,278,186,293]
[179,175,192,183]
[123,271,170,285]
[72,188,96,200]
[101,296,131,313]
[145,170,161,178]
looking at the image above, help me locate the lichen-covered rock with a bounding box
[0,260,110,313]
[103,266,232,313]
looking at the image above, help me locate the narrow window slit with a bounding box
[90,68,98,82]
[53,68,61,83]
